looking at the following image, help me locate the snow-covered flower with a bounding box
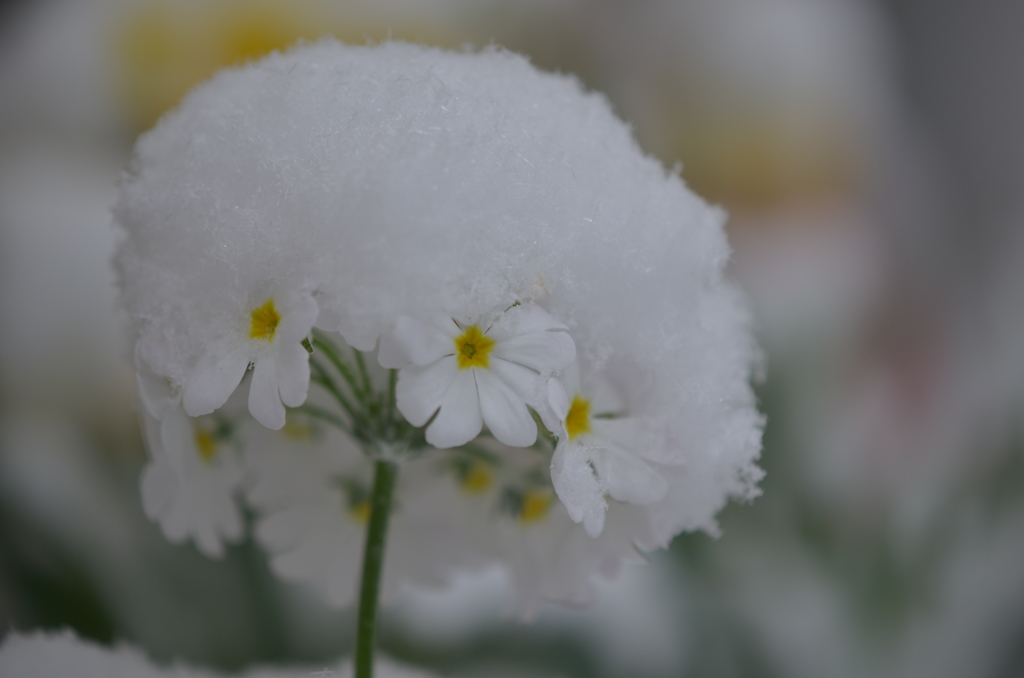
[181,286,318,430]
[383,303,575,448]
[550,361,672,537]
[116,40,763,611]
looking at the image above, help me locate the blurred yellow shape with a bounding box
[113,0,455,131]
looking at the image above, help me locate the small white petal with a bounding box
[551,441,607,537]
[376,329,408,369]
[278,294,319,343]
[488,303,568,340]
[591,418,672,463]
[158,407,195,474]
[591,446,668,506]
[476,369,537,447]
[249,357,286,429]
[313,306,342,332]
[396,357,458,427]
[393,316,459,366]
[195,520,226,559]
[489,356,546,404]
[492,329,576,374]
[537,377,569,434]
[275,340,311,408]
[139,461,173,519]
[182,343,250,417]
[425,370,483,448]
[587,374,627,417]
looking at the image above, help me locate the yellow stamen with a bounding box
[453,325,495,370]
[348,500,371,524]
[249,298,280,341]
[520,489,553,524]
[461,464,494,495]
[565,395,591,440]
[194,429,219,463]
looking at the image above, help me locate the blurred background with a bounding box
[1,1,1022,676]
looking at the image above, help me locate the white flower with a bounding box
[248,420,483,606]
[181,286,318,430]
[134,351,244,558]
[385,303,575,448]
[426,442,651,619]
[138,402,244,559]
[550,362,671,537]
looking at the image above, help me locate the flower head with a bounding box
[386,303,575,448]
[181,286,318,430]
[116,40,764,611]
[550,361,672,537]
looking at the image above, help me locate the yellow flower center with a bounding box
[348,500,371,525]
[565,395,591,440]
[520,489,553,524]
[454,325,495,370]
[249,298,280,341]
[194,429,219,463]
[460,464,494,495]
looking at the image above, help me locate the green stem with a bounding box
[354,459,398,678]
[312,335,363,398]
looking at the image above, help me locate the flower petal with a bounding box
[550,441,606,537]
[492,323,576,374]
[278,293,319,343]
[249,357,286,429]
[488,303,568,340]
[275,340,311,408]
[376,328,408,369]
[537,377,569,434]
[586,372,627,417]
[489,357,548,407]
[425,369,482,448]
[476,369,537,447]
[396,357,458,427]
[393,315,459,366]
[182,342,250,417]
[591,418,672,463]
[590,446,668,506]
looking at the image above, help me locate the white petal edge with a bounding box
[250,357,286,429]
[393,316,459,366]
[275,340,311,408]
[396,358,459,427]
[425,370,483,448]
[182,343,250,417]
[476,369,537,447]
[550,441,607,537]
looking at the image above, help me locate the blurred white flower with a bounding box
[139,403,244,559]
[387,304,575,448]
[550,361,670,537]
[247,417,483,606]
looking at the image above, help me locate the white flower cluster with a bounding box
[116,40,763,612]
